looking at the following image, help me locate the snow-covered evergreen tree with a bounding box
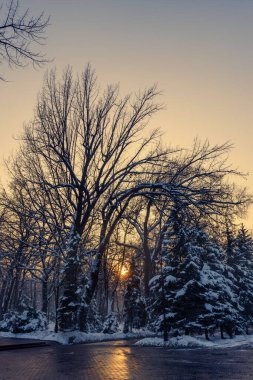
[149,211,244,340]
[231,225,253,333]
[123,261,147,333]
[148,257,179,334]
[148,204,186,334]
[103,313,119,334]
[167,227,210,337]
[199,236,241,339]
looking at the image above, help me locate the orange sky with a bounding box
[1,0,253,227]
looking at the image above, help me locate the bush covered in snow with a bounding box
[103,313,119,334]
[0,308,47,333]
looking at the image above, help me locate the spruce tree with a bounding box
[149,214,242,340]
[234,225,253,333]
[123,261,147,333]
[199,237,241,339]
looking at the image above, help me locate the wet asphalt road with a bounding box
[0,339,253,380]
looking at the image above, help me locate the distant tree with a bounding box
[0,0,49,79]
[123,260,147,333]
[225,222,237,267]
[0,187,37,316]
[231,225,253,333]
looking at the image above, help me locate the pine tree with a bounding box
[149,215,242,340]
[148,257,179,334]
[169,227,209,337]
[234,225,253,333]
[148,203,188,335]
[123,261,147,333]
[199,237,241,339]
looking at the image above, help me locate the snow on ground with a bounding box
[136,336,213,348]
[2,327,253,348]
[0,328,155,345]
[136,334,253,349]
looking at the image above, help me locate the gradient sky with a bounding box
[1,0,253,226]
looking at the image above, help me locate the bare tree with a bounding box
[0,0,49,79]
[0,186,37,315]
[7,66,251,332]
[116,141,251,298]
[12,65,166,331]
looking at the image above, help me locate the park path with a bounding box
[0,338,252,379]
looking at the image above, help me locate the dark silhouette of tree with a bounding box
[123,260,147,333]
[0,0,49,79]
[0,61,250,334]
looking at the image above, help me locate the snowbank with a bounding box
[136,335,213,348]
[0,329,155,345]
[136,334,253,349]
[2,328,253,349]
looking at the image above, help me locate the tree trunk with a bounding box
[57,230,81,331]
[11,269,21,311]
[0,278,8,316]
[143,249,152,298]
[78,257,102,332]
[42,278,48,314]
[54,285,59,333]
[143,199,153,298]
[33,281,37,310]
[2,277,15,314]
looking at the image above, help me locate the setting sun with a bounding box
[120,265,129,278]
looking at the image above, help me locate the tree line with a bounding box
[0,66,251,337]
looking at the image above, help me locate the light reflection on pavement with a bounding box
[0,339,252,379]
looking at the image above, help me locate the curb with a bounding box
[0,342,49,351]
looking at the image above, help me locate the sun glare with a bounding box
[120,265,129,278]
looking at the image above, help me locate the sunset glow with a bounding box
[120,265,129,279]
[1,0,253,225]
[1,3,253,377]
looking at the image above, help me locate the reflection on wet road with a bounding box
[0,339,252,379]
